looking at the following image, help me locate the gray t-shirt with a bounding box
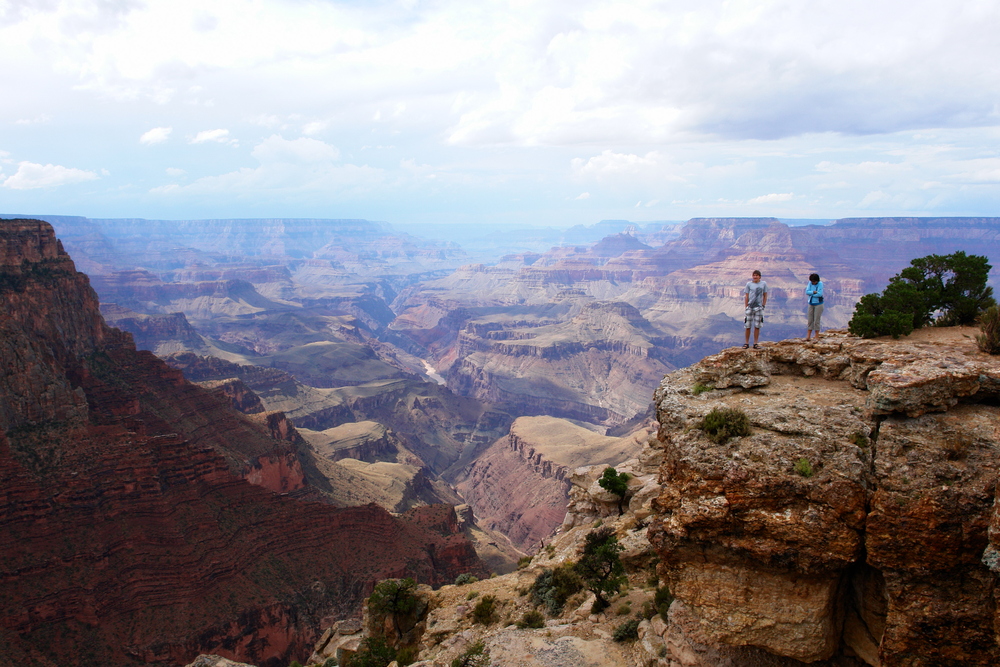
[744,280,768,309]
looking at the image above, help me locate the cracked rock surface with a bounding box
[649,327,1000,666]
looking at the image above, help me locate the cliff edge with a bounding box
[649,327,1000,666]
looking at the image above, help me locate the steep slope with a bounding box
[456,416,653,551]
[0,220,486,667]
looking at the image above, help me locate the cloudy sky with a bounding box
[2,0,1000,225]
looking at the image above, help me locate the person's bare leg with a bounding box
[754,328,761,345]
[744,328,751,346]
[806,330,812,340]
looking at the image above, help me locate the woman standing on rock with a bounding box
[805,273,824,340]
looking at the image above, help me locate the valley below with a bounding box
[4,213,1000,666]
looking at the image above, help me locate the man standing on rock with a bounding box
[743,269,767,349]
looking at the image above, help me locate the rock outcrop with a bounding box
[648,327,1000,665]
[0,219,486,667]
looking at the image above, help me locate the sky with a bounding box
[2,0,1000,226]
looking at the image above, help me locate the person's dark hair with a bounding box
[752,270,762,277]
[809,273,820,282]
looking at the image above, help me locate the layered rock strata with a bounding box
[648,328,1000,665]
[457,416,652,551]
[0,220,486,667]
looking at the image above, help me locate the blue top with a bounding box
[805,281,824,306]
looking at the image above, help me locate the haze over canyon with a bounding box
[3,213,1000,666]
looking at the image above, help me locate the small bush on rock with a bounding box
[612,618,641,642]
[699,407,752,444]
[472,594,496,624]
[455,573,478,586]
[977,305,1000,354]
[654,585,674,618]
[451,640,489,667]
[794,457,815,478]
[531,563,584,614]
[517,609,545,629]
[347,636,396,667]
[850,431,869,449]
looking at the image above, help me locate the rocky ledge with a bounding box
[649,327,1000,666]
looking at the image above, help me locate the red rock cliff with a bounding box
[0,219,485,667]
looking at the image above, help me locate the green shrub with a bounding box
[347,636,396,667]
[517,555,532,569]
[640,600,657,619]
[531,563,583,614]
[977,305,1000,354]
[395,646,418,665]
[699,407,752,444]
[794,457,814,477]
[615,602,631,615]
[517,609,545,629]
[367,578,419,639]
[598,467,631,515]
[451,641,489,667]
[575,527,627,611]
[612,618,641,642]
[472,594,496,624]
[850,431,869,449]
[455,573,478,586]
[691,382,713,396]
[466,590,479,600]
[654,585,673,618]
[849,251,995,338]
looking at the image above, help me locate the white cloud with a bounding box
[15,114,51,125]
[572,151,663,177]
[2,162,99,190]
[140,126,172,145]
[165,167,186,176]
[251,135,340,164]
[302,121,327,136]
[191,129,232,144]
[748,193,794,204]
[575,192,590,200]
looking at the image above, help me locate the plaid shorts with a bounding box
[745,307,764,329]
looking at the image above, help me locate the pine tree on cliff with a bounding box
[368,578,419,641]
[598,466,630,516]
[575,527,626,612]
[849,251,995,338]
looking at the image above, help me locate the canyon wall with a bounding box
[0,219,486,667]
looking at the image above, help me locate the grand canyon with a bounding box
[3,214,1000,666]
